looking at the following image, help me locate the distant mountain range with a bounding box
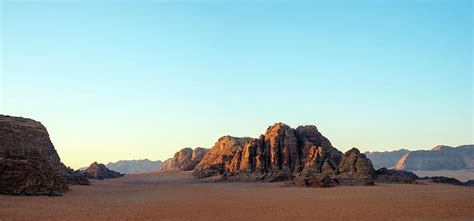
[105,159,163,174]
[365,149,409,169]
[80,159,163,174]
[366,145,474,171]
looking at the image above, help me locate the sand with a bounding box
[1,171,473,221]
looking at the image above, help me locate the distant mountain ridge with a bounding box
[105,159,163,174]
[366,145,474,171]
[365,149,409,169]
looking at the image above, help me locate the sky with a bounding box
[1,0,472,169]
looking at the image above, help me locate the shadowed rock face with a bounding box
[159,147,209,171]
[0,115,68,195]
[193,123,375,187]
[84,162,124,180]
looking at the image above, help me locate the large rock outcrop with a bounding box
[193,123,375,187]
[0,115,68,195]
[394,145,474,171]
[334,148,375,185]
[159,147,208,171]
[84,162,124,180]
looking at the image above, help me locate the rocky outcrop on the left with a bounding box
[83,162,124,180]
[0,115,69,195]
[159,147,209,171]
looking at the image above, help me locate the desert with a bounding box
[1,1,472,220]
[1,171,474,221]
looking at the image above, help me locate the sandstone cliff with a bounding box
[159,147,208,171]
[0,115,68,195]
[193,123,375,186]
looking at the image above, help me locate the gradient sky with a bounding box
[1,0,472,169]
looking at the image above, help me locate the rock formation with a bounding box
[374,167,419,184]
[62,165,90,185]
[159,147,208,171]
[84,162,124,180]
[464,180,474,187]
[394,145,474,171]
[365,149,409,169]
[106,159,163,174]
[0,115,69,195]
[430,176,464,186]
[193,123,376,187]
[334,148,375,186]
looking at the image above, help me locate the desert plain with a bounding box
[1,171,473,221]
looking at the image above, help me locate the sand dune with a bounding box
[1,171,473,221]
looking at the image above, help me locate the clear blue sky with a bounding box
[1,0,472,169]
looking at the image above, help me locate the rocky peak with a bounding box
[85,162,123,180]
[159,147,209,171]
[193,123,376,187]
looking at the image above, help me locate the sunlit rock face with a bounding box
[193,122,375,187]
[159,147,209,171]
[0,115,68,195]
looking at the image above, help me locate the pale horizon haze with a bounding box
[1,0,472,169]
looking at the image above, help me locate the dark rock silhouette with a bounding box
[464,180,474,187]
[430,176,464,186]
[375,167,419,184]
[0,115,69,195]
